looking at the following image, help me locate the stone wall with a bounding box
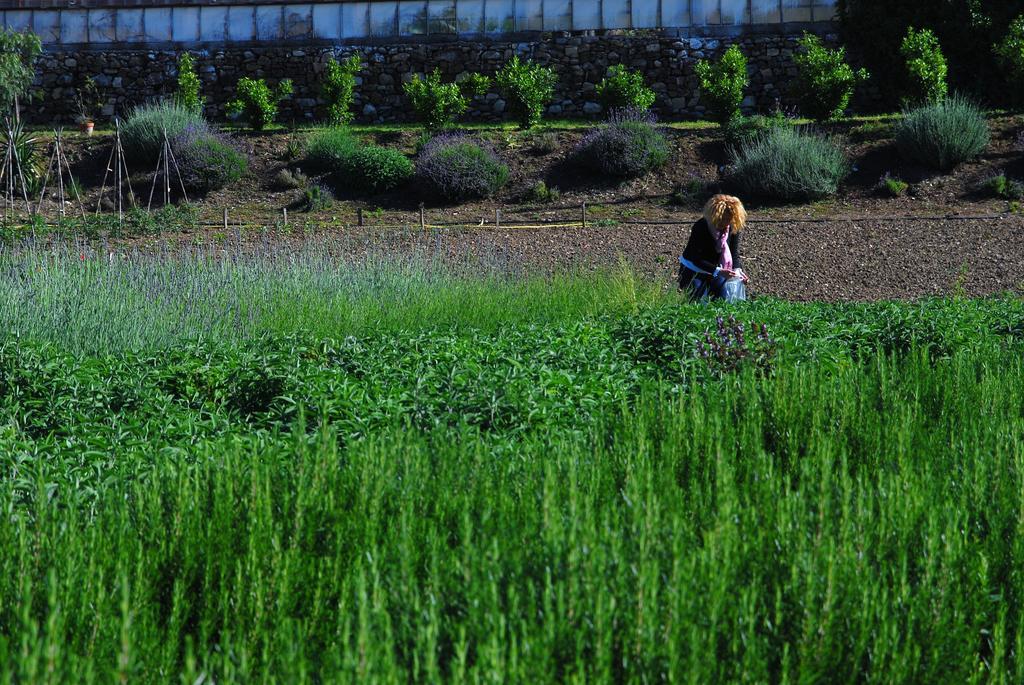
[30,30,852,125]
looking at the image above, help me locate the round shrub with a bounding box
[894,95,990,171]
[305,127,361,173]
[575,112,670,179]
[727,126,848,201]
[346,146,414,194]
[724,113,791,149]
[171,126,248,194]
[304,128,411,194]
[121,100,209,164]
[417,135,510,202]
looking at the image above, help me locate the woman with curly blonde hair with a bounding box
[678,194,750,302]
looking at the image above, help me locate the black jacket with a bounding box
[678,218,742,289]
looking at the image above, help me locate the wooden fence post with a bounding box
[582,201,587,228]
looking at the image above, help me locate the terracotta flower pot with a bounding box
[80,120,95,136]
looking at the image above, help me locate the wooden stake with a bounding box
[582,201,587,228]
[357,207,363,226]
[283,207,288,227]
[419,204,425,230]
[223,207,229,232]
[495,208,501,228]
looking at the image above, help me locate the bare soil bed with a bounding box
[28,114,1024,300]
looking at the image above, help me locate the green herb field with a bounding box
[2,248,1024,683]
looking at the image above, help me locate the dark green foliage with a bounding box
[9,120,42,197]
[305,128,412,194]
[985,174,1024,200]
[878,172,909,197]
[595,65,657,114]
[301,182,334,211]
[670,176,712,207]
[576,114,670,179]
[273,167,308,190]
[416,135,509,201]
[72,76,103,123]
[495,56,558,129]
[995,15,1024,95]
[226,77,293,130]
[526,180,560,203]
[0,28,41,115]
[794,33,870,122]
[723,112,791,148]
[346,145,414,193]
[838,0,1024,105]
[528,131,560,155]
[901,27,948,105]
[894,96,990,170]
[728,126,848,201]
[694,45,749,125]
[321,55,361,126]
[174,52,205,116]
[403,68,490,132]
[121,101,210,164]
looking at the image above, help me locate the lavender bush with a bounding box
[575,109,670,179]
[697,315,777,375]
[171,126,248,194]
[416,134,509,202]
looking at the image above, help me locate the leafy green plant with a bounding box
[0,28,41,116]
[728,126,848,201]
[403,68,490,132]
[345,145,414,194]
[526,180,560,203]
[305,127,362,172]
[171,128,248,194]
[900,27,948,105]
[894,95,990,170]
[495,56,558,129]
[985,174,1024,200]
[121,101,210,164]
[670,176,711,207]
[528,131,560,155]
[175,52,205,116]
[72,76,104,124]
[595,65,656,114]
[9,120,42,197]
[226,77,294,130]
[877,172,909,197]
[995,14,1024,92]
[723,112,790,148]
[793,32,870,122]
[695,45,749,126]
[301,182,334,211]
[321,55,361,126]
[273,167,308,190]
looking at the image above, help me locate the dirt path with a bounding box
[329,214,1024,301]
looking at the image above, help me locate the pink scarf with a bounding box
[710,224,733,271]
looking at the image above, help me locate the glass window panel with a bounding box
[543,0,571,31]
[370,1,398,36]
[255,6,283,40]
[428,0,456,34]
[227,7,255,42]
[631,0,660,28]
[515,0,543,31]
[813,0,836,21]
[33,11,61,43]
[89,9,116,43]
[750,0,781,23]
[720,0,747,24]
[284,4,312,38]
[172,7,200,43]
[312,4,342,39]
[199,7,227,42]
[691,0,721,24]
[782,0,812,22]
[5,10,30,32]
[143,8,173,42]
[662,0,690,27]
[573,0,600,30]
[61,10,89,44]
[399,1,428,34]
[116,9,144,42]
[484,0,514,33]
[602,0,631,29]
[342,3,369,37]
[457,0,484,34]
